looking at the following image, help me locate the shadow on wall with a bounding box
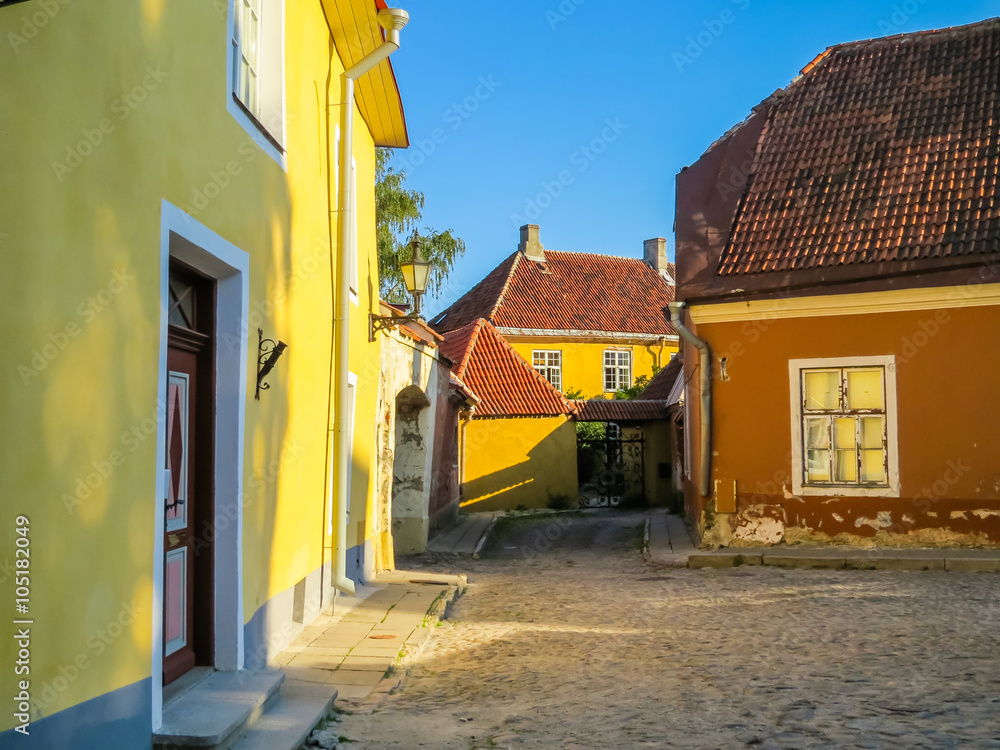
[461,418,578,512]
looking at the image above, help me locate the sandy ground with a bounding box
[336,509,1000,749]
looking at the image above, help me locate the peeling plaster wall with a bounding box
[374,330,453,560]
[679,305,1000,549]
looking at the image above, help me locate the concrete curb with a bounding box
[359,575,467,710]
[472,516,498,559]
[689,551,1000,572]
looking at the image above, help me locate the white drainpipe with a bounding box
[331,8,409,597]
[668,301,713,498]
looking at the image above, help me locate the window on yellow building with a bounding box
[532,350,562,391]
[603,350,631,392]
[231,0,285,150]
[789,357,899,497]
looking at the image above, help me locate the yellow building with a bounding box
[441,320,579,511]
[430,225,679,399]
[429,225,677,510]
[1,1,408,745]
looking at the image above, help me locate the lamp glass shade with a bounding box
[400,257,431,295]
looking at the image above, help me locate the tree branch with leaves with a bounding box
[376,148,465,304]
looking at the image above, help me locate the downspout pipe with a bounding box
[668,301,712,497]
[331,8,409,597]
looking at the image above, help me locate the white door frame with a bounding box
[153,200,250,729]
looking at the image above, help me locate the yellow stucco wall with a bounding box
[0,0,382,729]
[506,338,677,398]
[462,417,579,511]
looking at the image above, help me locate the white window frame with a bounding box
[789,356,899,497]
[532,349,562,391]
[603,349,632,392]
[227,0,286,168]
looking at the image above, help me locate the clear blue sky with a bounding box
[386,0,996,316]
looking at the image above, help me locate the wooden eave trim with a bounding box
[689,282,1000,324]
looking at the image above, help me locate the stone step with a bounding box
[153,670,284,749]
[229,680,338,750]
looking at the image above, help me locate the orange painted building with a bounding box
[674,19,1000,547]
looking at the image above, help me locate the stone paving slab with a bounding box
[271,569,467,715]
[645,510,697,567]
[427,511,501,556]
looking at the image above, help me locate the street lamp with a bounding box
[370,233,432,341]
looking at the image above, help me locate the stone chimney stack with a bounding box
[643,237,671,280]
[519,224,545,262]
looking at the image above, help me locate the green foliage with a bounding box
[576,420,606,441]
[563,386,585,400]
[375,148,466,303]
[612,364,662,400]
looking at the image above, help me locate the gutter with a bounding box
[668,301,712,497]
[326,8,409,598]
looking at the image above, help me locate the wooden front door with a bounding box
[163,265,215,685]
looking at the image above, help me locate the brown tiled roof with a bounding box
[440,320,574,418]
[575,399,670,423]
[635,356,683,401]
[718,18,1000,276]
[431,251,676,336]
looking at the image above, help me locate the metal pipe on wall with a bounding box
[668,301,713,497]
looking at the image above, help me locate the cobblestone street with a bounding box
[338,510,1000,749]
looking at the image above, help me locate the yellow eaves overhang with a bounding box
[323,0,409,148]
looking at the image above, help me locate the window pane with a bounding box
[168,278,195,329]
[803,370,839,410]
[847,369,884,410]
[834,449,858,482]
[861,450,886,483]
[806,450,831,482]
[804,417,830,482]
[833,417,858,482]
[804,417,829,449]
[860,416,886,483]
[833,417,856,449]
[861,417,883,450]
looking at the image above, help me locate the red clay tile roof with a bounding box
[718,18,1000,276]
[431,250,676,336]
[575,399,670,422]
[634,356,683,402]
[440,320,574,418]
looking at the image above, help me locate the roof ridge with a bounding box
[703,17,1000,159]
[488,252,521,323]
[798,16,1000,77]
[543,249,653,262]
[459,319,485,380]
[441,319,481,379]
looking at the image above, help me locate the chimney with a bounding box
[643,237,672,281]
[518,224,545,262]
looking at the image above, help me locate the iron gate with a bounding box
[577,429,645,508]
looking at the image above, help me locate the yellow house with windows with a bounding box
[430,225,679,398]
[431,225,677,510]
[1,0,409,746]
